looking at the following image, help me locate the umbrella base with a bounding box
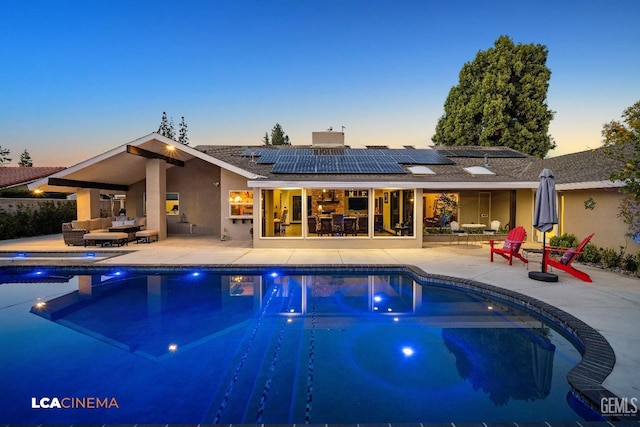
[529,271,558,282]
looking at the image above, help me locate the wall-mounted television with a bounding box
[348,197,368,212]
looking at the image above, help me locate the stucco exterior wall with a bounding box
[126,158,222,237]
[221,168,253,241]
[165,158,221,236]
[559,188,640,252]
[515,189,535,241]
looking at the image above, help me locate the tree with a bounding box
[178,116,189,145]
[432,35,555,158]
[157,111,180,141]
[157,111,170,137]
[262,132,270,146]
[269,123,291,146]
[0,146,10,165]
[18,149,33,167]
[602,100,640,242]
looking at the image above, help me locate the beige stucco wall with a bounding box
[127,157,222,237]
[221,168,253,241]
[559,188,640,252]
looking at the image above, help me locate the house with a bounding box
[27,132,637,252]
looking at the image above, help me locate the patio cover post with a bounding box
[76,188,101,221]
[146,158,167,240]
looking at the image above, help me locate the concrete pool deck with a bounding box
[1,234,639,405]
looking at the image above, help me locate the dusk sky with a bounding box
[1,0,639,166]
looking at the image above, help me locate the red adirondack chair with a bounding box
[543,233,595,282]
[489,226,528,265]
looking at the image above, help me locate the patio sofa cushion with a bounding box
[135,229,158,243]
[71,220,90,231]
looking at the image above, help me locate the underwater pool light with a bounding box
[393,317,399,322]
[14,253,27,258]
[373,295,382,303]
[168,343,178,352]
[192,272,200,277]
[401,346,415,357]
[270,272,278,278]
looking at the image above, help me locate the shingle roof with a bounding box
[195,145,542,184]
[0,166,66,189]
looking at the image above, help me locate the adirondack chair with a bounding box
[543,233,595,282]
[489,226,528,265]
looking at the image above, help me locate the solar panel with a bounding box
[241,147,453,174]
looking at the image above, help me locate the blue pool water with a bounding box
[0,268,599,423]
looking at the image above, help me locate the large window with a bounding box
[261,189,302,237]
[306,188,370,237]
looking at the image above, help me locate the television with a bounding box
[348,197,368,212]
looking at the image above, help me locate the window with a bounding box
[229,191,253,216]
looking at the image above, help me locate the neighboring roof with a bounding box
[0,166,66,189]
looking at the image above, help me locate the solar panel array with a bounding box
[241,148,455,174]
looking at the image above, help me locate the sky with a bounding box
[1,0,639,167]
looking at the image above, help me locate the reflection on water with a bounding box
[0,270,587,423]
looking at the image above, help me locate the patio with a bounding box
[1,233,639,405]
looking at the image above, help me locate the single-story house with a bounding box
[27,131,637,252]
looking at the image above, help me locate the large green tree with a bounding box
[602,100,640,242]
[266,123,291,146]
[432,35,555,158]
[178,116,189,145]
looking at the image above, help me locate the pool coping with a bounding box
[2,262,637,422]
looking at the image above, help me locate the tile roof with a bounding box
[0,166,66,189]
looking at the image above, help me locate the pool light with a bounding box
[488,305,494,310]
[270,272,278,278]
[401,346,415,357]
[393,317,399,322]
[34,300,46,309]
[192,272,200,277]
[168,343,178,352]
[373,295,382,303]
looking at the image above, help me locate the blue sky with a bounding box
[1,0,639,166]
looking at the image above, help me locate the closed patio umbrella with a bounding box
[529,168,559,282]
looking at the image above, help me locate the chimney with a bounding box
[312,130,345,148]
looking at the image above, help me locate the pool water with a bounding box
[0,269,598,423]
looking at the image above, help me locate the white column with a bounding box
[146,158,167,239]
[76,188,101,220]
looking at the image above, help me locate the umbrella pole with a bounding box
[541,232,546,273]
[529,230,558,282]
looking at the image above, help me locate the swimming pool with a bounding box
[0,266,606,423]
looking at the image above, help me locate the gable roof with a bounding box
[0,166,66,189]
[28,133,263,193]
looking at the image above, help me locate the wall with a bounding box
[560,188,640,252]
[221,168,253,241]
[126,157,222,236]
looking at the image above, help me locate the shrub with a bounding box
[577,243,602,264]
[602,246,624,269]
[549,233,578,248]
[0,201,76,240]
[622,253,638,272]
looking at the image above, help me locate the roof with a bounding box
[520,144,627,189]
[196,144,541,189]
[28,133,264,193]
[0,166,66,189]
